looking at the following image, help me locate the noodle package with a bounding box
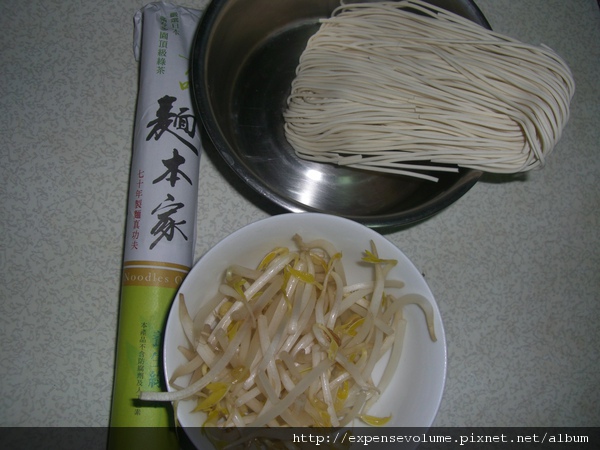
[108,3,202,449]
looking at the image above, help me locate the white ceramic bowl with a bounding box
[163,213,446,444]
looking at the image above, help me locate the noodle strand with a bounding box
[283,0,575,180]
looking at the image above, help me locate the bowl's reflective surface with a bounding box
[191,0,488,228]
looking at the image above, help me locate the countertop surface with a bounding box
[1,0,599,435]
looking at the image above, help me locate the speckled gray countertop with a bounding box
[1,0,598,433]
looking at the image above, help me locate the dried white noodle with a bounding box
[283,0,575,181]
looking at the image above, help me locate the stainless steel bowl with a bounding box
[190,0,489,228]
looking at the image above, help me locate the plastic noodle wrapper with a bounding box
[108,3,202,449]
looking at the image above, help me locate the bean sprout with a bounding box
[141,235,436,430]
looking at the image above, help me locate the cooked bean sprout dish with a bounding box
[141,235,436,429]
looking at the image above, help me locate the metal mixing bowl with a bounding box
[190,0,489,228]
